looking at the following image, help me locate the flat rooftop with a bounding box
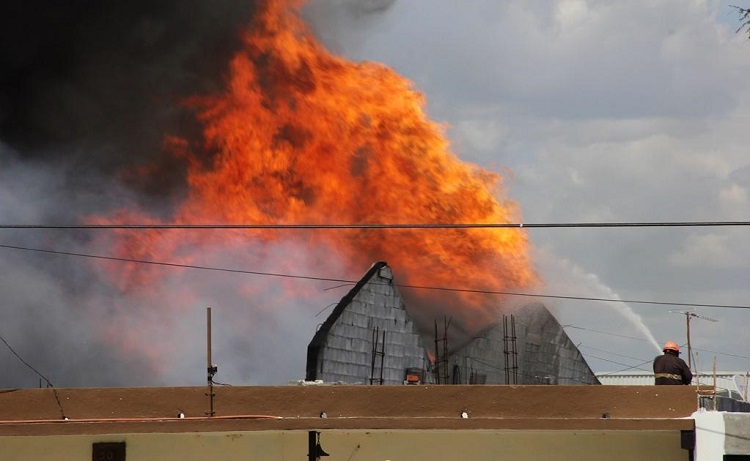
[0,385,697,436]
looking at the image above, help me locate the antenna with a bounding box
[669,309,718,370]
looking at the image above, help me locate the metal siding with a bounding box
[312,267,597,387]
[447,304,599,385]
[314,268,428,385]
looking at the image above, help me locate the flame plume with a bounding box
[96,0,537,346]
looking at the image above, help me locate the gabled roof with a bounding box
[305,261,389,381]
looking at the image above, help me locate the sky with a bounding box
[1,0,750,389]
[306,0,750,378]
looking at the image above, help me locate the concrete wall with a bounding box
[0,429,688,461]
[694,411,750,460]
[724,413,750,455]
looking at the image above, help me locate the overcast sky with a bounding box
[305,0,750,377]
[1,0,750,389]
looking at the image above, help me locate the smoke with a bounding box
[0,0,274,388]
[343,0,397,14]
[0,143,149,387]
[303,0,397,53]
[1,1,257,182]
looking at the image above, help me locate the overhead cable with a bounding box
[2,242,750,310]
[0,333,66,419]
[3,220,750,230]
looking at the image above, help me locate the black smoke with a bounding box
[1,0,258,182]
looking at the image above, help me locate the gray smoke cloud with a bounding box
[303,0,397,53]
[0,0,272,389]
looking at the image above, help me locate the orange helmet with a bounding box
[663,341,680,352]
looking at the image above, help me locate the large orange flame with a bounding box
[95,0,537,337]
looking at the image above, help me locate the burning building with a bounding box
[306,262,430,385]
[306,262,599,385]
[442,303,600,385]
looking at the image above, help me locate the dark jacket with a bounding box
[653,351,692,385]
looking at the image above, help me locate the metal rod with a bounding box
[503,315,510,384]
[686,312,692,369]
[434,319,439,384]
[379,331,386,385]
[206,307,215,417]
[207,307,212,370]
[369,327,378,385]
[511,314,518,385]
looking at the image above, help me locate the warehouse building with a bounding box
[306,262,599,385]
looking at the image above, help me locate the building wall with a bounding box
[309,264,597,387]
[694,411,750,459]
[724,413,750,455]
[446,303,599,385]
[312,265,429,384]
[694,411,726,461]
[0,429,689,461]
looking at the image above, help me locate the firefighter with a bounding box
[653,341,692,385]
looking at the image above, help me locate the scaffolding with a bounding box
[369,327,386,385]
[433,317,451,384]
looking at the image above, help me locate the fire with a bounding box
[95,0,537,334]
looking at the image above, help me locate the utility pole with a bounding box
[670,310,718,370]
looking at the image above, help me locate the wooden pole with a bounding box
[686,312,692,369]
[713,356,717,411]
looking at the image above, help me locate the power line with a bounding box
[3,242,750,310]
[589,342,693,375]
[2,221,750,230]
[403,286,750,310]
[578,344,650,363]
[0,333,67,418]
[0,334,54,387]
[0,243,352,284]
[563,324,653,342]
[693,347,750,362]
[584,353,653,372]
[568,324,750,364]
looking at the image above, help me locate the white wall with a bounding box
[694,410,726,460]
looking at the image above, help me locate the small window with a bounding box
[92,442,126,461]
